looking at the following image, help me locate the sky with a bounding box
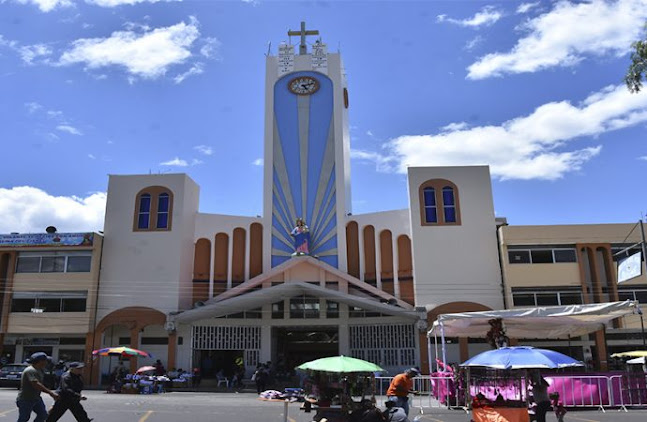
[1,0,647,234]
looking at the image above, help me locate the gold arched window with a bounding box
[133,186,174,231]
[419,179,461,226]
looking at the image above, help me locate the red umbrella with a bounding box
[136,366,156,374]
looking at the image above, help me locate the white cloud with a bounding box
[173,62,203,84]
[0,36,52,65]
[359,84,647,181]
[639,156,647,161]
[160,157,188,166]
[59,17,201,79]
[193,145,213,155]
[56,124,83,135]
[468,0,647,79]
[0,186,106,233]
[440,122,469,132]
[437,5,503,28]
[350,149,396,173]
[86,0,180,5]
[200,37,221,59]
[6,0,73,12]
[190,158,203,165]
[18,44,52,65]
[24,102,42,113]
[464,35,484,51]
[252,158,263,166]
[516,2,539,14]
[88,153,96,159]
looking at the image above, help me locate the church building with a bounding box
[91,24,504,383]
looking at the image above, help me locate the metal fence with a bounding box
[376,373,647,412]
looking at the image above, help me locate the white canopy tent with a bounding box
[427,301,639,371]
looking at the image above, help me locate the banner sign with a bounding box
[618,251,642,283]
[0,233,94,248]
[278,43,295,76]
[311,41,328,74]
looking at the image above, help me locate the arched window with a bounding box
[133,187,173,232]
[442,186,456,223]
[418,179,461,226]
[137,194,151,229]
[157,193,170,229]
[422,187,437,223]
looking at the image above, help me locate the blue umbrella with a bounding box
[460,346,583,370]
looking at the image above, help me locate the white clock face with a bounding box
[288,76,319,95]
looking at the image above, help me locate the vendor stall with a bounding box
[461,346,583,422]
[296,356,384,422]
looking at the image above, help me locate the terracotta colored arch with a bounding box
[426,301,492,324]
[420,301,493,372]
[345,221,360,278]
[91,307,168,385]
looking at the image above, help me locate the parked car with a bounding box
[0,364,27,388]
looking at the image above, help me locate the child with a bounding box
[550,392,567,422]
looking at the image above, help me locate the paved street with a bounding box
[0,389,645,422]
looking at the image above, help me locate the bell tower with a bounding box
[262,22,351,270]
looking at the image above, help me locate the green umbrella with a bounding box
[296,355,384,373]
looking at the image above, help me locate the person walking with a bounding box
[386,368,419,416]
[46,362,92,422]
[16,352,59,422]
[531,375,551,422]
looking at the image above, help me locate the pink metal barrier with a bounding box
[377,373,647,412]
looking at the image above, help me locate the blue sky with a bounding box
[1,0,647,233]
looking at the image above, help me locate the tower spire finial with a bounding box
[288,21,319,55]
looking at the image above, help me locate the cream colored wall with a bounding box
[98,174,199,322]
[500,223,643,245]
[7,236,102,335]
[500,224,647,307]
[407,166,503,311]
[8,313,90,334]
[504,264,582,288]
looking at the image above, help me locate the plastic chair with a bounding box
[216,375,229,388]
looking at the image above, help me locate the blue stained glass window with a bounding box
[139,194,151,212]
[425,207,437,223]
[444,206,456,223]
[137,193,151,229]
[158,193,169,212]
[442,187,455,206]
[423,188,435,206]
[156,213,168,229]
[138,213,150,229]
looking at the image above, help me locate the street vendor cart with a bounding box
[296,356,384,422]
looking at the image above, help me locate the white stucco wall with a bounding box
[97,174,199,322]
[407,166,503,311]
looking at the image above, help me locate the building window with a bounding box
[618,286,647,303]
[442,187,456,223]
[157,193,170,229]
[11,292,87,313]
[272,301,284,319]
[423,188,437,223]
[138,194,151,229]
[419,179,461,226]
[512,289,582,307]
[326,301,339,318]
[508,248,577,264]
[290,295,320,319]
[15,252,92,274]
[134,187,173,232]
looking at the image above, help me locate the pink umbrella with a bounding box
[136,366,156,374]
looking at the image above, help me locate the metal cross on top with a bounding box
[288,21,319,55]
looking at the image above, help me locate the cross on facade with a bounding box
[288,21,319,55]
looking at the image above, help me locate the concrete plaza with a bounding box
[0,389,645,422]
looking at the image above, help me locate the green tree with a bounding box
[625,28,647,93]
